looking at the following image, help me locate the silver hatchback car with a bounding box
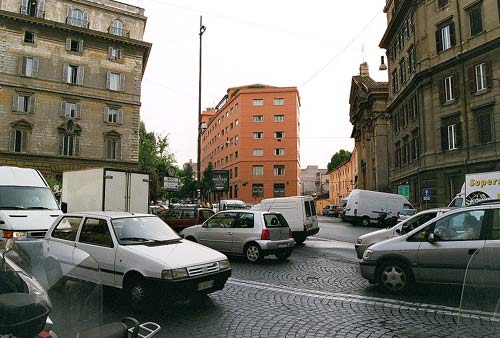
[180,210,295,262]
[360,202,500,294]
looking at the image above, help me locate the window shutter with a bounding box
[36,0,45,18]
[456,122,462,148]
[116,140,122,160]
[21,130,28,152]
[58,134,64,155]
[118,109,124,124]
[65,38,72,51]
[60,101,66,117]
[63,63,69,82]
[119,74,125,92]
[104,107,109,122]
[440,126,448,151]
[75,103,82,119]
[485,60,493,88]
[468,65,475,93]
[83,11,89,28]
[108,47,113,59]
[21,0,28,14]
[439,78,445,104]
[449,22,456,46]
[452,73,459,99]
[77,65,84,85]
[79,40,84,52]
[12,95,19,111]
[116,49,122,60]
[66,7,73,24]
[9,129,15,152]
[74,136,80,156]
[32,58,39,78]
[435,29,442,53]
[28,96,36,113]
[106,71,111,89]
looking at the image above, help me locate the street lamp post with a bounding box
[197,16,206,202]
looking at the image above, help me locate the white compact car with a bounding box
[43,212,231,305]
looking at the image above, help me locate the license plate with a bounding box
[197,280,214,291]
[278,243,287,248]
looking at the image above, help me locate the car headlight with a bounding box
[356,238,362,244]
[363,249,374,260]
[161,268,189,280]
[218,259,230,270]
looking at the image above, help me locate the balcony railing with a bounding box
[108,26,130,38]
[20,6,45,19]
[66,16,89,29]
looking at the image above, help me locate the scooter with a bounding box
[374,211,399,228]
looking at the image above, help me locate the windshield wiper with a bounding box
[120,237,160,243]
[26,207,50,210]
[0,206,26,210]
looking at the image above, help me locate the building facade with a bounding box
[349,63,389,192]
[300,165,328,196]
[0,0,151,180]
[380,0,500,208]
[328,147,358,206]
[200,84,301,204]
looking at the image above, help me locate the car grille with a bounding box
[187,262,220,277]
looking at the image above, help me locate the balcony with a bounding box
[108,26,130,38]
[20,6,45,19]
[66,16,89,29]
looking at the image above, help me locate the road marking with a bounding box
[228,278,500,322]
[306,236,354,249]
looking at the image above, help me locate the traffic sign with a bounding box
[422,188,431,201]
[163,177,180,191]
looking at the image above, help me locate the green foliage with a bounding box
[45,176,61,191]
[327,149,352,172]
[178,162,196,199]
[200,162,214,200]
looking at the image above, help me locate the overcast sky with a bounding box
[126,0,388,169]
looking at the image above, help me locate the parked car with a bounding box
[354,207,453,259]
[157,207,214,232]
[180,210,295,263]
[323,205,341,217]
[359,201,499,294]
[43,212,231,305]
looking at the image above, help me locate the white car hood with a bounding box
[126,239,226,269]
[0,210,61,231]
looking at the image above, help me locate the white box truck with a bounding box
[449,170,500,206]
[343,189,415,226]
[61,168,150,213]
[0,166,62,240]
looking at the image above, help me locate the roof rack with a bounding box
[467,199,500,207]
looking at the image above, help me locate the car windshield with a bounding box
[111,216,180,244]
[0,186,59,210]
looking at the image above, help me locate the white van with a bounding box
[0,166,62,240]
[343,189,415,226]
[252,196,319,244]
[219,199,246,210]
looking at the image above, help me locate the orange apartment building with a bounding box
[200,84,301,205]
[328,147,358,206]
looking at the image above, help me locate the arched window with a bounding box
[111,19,123,36]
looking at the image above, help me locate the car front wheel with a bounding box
[377,260,413,294]
[245,243,263,263]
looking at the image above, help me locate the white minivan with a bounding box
[0,166,62,240]
[343,189,415,226]
[252,196,319,244]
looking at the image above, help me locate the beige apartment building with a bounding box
[380,0,500,208]
[0,0,151,180]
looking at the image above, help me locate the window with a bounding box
[235,119,239,126]
[51,216,82,241]
[252,99,264,106]
[12,94,35,113]
[410,130,419,161]
[252,165,264,176]
[274,148,285,156]
[436,22,455,53]
[106,138,121,160]
[103,107,123,124]
[274,165,285,176]
[66,38,83,52]
[253,149,264,156]
[60,101,81,119]
[408,46,416,73]
[468,4,483,36]
[235,167,238,177]
[108,47,122,61]
[475,63,486,91]
[252,184,264,197]
[110,19,124,36]
[402,139,409,165]
[440,74,458,103]
[24,31,34,43]
[392,70,399,94]
[273,184,285,197]
[476,109,492,144]
[253,132,263,139]
[253,115,264,122]
[441,115,461,151]
[274,115,285,122]
[10,129,28,153]
[394,142,401,168]
[21,0,45,18]
[438,0,449,8]
[399,58,406,83]
[60,134,79,156]
[431,210,484,241]
[66,8,89,28]
[106,72,125,92]
[273,98,284,105]
[21,56,38,77]
[64,64,84,85]
[79,218,113,247]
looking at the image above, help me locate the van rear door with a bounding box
[303,200,317,230]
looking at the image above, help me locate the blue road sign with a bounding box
[423,188,431,199]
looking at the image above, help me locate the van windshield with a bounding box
[0,186,59,210]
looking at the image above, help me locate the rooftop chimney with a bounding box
[359,62,370,77]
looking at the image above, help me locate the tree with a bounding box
[200,162,214,201]
[327,149,352,172]
[179,162,196,199]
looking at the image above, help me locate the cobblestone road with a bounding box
[97,238,500,338]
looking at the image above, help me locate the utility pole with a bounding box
[197,16,206,202]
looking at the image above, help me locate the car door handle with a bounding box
[227,232,233,235]
[468,248,479,255]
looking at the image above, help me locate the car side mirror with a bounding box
[395,228,401,234]
[202,223,207,228]
[427,232,436,243]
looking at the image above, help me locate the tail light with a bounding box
[3,230,13,239]
[354,208,358,216]
[288,228,293,238]
[261,229,270,240]
[37,332,52,338]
